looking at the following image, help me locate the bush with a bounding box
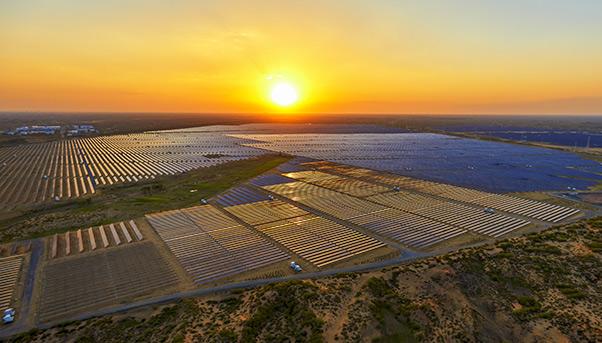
[557,284,587,299]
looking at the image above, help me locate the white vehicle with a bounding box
[290,261,302,273]
[3,308,15,324]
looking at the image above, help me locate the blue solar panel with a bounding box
[216,186,269,206]
[250,174,295,187]
[277,158,312,173]
[238,132,602,193]
[438,125,602,148]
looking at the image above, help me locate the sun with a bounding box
[270,82,299,107]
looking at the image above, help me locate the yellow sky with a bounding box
[1,1,601,114]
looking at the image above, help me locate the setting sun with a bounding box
[270,82,299,107]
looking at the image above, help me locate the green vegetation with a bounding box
[513,296,542,317]
[587,240,602,252]
[365,277,420,342]
[556,283,587,299]
[9,300,197,343]
[0,154,290,242]
[240,281,324,343]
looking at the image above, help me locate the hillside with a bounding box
[9,218,602,342]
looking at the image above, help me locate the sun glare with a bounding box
[270,82,299,107]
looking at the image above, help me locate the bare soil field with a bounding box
[576,192,602,205]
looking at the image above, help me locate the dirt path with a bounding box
[0,239,43,337]
[323,273,371,341]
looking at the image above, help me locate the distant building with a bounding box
[66,124,98,136]
[3,124,98,136]
[12,125,61,135]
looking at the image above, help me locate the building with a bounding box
[66,124,98,136]
[13,126,61,135]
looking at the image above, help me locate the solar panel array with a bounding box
[348,211,465,248]
[249,173,296,187]
[38,242,179,323]
[0,255,23,312]
[265,181,386,219]
[284,170,390,197]
[224,200,308,225]
[0,140,96,207]
[263,182,468,247]
[256,215,385,268]
[311,162,580,223]
[0,132,263,209]
[49,220,144,259]
[145,205,288,284]
[216,185,271,207]
[365,192,529,237]
[221,197,386,267]
[233,132,602,192]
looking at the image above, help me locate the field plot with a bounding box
[0,255,23,312]
[38,242,179,323]
[48,220,144,259]
[146,205,289,284]
[0,132,263,210]
[234,132,602,192]
[256,215,385,268]
[312,163,580,223]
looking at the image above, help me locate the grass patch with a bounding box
[557,284,587,299]
[513,296,543,320]
[524,244,562,255]
[586,241,602,253]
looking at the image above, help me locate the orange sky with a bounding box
[1,1,601,114]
